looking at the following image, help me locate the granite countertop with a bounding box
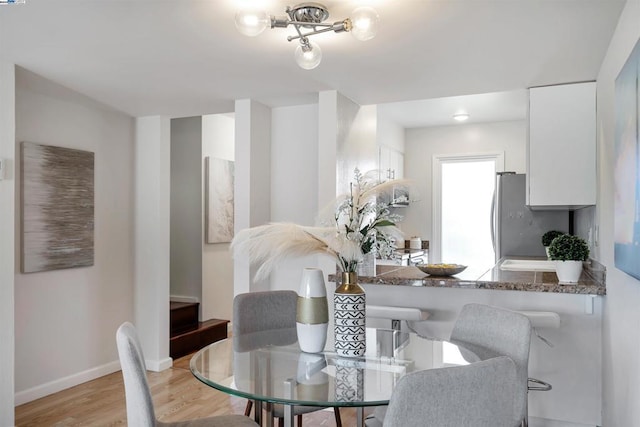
[328,257,606,295]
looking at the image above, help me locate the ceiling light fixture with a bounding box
[235,2,380,70]
[453,112,470,122]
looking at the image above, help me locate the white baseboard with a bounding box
[169,295,200,304]
[146,357,173,372]
[14,360,121,406]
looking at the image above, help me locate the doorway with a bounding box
[432,153,504,278]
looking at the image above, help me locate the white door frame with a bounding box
[431,152,505,263]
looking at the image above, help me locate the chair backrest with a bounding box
[384,356,521,427]
[116,322,156,427]
[232,290,298,336]
[450,303,531,422]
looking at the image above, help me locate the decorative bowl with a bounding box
[415,263,467,276]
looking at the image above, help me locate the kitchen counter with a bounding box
[329,257,606,295]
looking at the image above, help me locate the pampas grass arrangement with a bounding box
[231,168,407,281]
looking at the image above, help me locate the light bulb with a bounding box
[453,113,470,122]
[349,6,379,41]
[295,41,322,70]
[235,9,269,37]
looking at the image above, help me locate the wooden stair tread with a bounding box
[170,319,228,338]
[169,318,229,359]
[170,301,199,310]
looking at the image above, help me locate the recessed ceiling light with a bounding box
[453,113,470,122]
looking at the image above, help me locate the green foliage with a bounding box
[548,234,589,261]
[542,230,565,247]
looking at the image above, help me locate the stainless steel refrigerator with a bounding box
[491,172,569,262]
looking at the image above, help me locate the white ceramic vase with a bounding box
[555,260,583,283]
[296,353,329,401]
[296,268,329,353]
[545,246,551,260]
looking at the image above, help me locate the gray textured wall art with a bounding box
[21,142,95,273]
[205,156,234,243]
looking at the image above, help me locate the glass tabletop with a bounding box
[190,327,478,408]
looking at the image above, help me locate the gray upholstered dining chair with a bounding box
[116,322,258,427]
[383,356,521,427]
[449,303,532,427]
[233,290,342,427]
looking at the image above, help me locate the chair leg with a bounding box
[276,415,302,427]
[333,407,342,427]
[244,400,253,417]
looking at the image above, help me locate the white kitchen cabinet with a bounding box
[379,145,404,181]
[527,82,596,209]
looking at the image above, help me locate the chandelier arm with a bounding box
[286,26,338,42]
[286,20,335,28]
[291,23,307,44]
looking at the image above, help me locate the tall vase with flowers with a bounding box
[231,169,405,357]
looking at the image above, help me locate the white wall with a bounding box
[270,104,320,292]
[337,101,378,195]
[377,115,405,152]
[264,93,378,293]
[403,120,527,242]
[202,113,235,321]
[0,62,16,427]
[595,0,640,424]
[14,68,135,403]
[170,116,203,305]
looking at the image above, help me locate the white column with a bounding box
[0,62,15,427]
[134,116,172,371]
[233,99,271,296]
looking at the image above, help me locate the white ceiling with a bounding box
[0,0,626,125]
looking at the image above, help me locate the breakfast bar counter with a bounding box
[328,257,606,426]
[328,257,606,295]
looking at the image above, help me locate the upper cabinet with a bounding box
[379,145,404,181]
[527,82,596,209]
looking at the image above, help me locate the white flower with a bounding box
[232,168,408,279]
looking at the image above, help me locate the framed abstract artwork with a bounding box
[21,142,94,273]
[614,39,640,280]
[205,156,234,243]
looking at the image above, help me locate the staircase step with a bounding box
[170,319,229,359]
[170,301,199,335]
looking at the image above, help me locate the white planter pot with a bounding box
[545,246,551,260]
[296,268,329,353]
[555,260,583,283]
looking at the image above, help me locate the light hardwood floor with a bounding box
[15,354,364,426]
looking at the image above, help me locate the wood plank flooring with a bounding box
[15,354,366,426]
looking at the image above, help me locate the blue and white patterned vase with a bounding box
[334,271,366,358]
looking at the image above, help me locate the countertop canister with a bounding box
[409,236,422,250]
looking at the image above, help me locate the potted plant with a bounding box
[547,234,589,283]
[541,230,565,259]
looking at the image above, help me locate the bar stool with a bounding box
[516,311,559,393]
[366,305,430,331]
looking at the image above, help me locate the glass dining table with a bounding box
[190,327,477,427]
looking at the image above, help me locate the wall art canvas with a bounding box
[205,156,234,243]
[614,38,640,281]
[21,142,94,273]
